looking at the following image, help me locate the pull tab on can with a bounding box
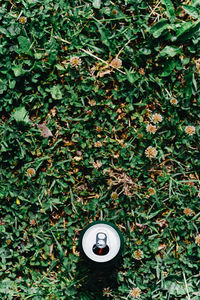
[96,232,107,248]
[93,232,109,255]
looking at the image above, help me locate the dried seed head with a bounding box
[70,56,82,67]
[133,249,143,260]
[94,141,103,148]
[152,113,163,123]
[111,192,118,200]
[139,68,145,75]
[110,58,122,69]
[19,16,27,24]
[89,99,96,106]
[185,125,195,136]
[195,234,200,245]
[145,146,158,159]
[183,208,193,216]
[148,187,156,195]
[170,98,178,105]
[130,287,141,298]
[26,168,36,177]
[93,160,102,169]
[146,123,157,134]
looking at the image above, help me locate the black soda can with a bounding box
[78,220,124,269]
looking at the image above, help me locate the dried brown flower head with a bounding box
[139,68,145,75]
[89,99,96,106]
[145,146,158,159]
[195,234,200,245]
[26,168,36,177]
[133,249,143,260]
[152,113,163,123]
[93,160,102,169]
[94,141,102,148]
[110,57,122,69]
[19,16,27,24]
[146,123,157,134]
[70,56,82,67]
[185,125,195,136]
[170,98,178,105]
[183,208,193,216]
[148,187,156,195]
[111,192,118,200]
[96,126,102,132]
[130,287,141,298]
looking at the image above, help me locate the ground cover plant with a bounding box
[0,0,200,298]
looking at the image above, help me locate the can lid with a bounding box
[82,223,121,263]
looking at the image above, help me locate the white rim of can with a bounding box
[82,223,121,263]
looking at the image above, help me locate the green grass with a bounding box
[0,0,200,299]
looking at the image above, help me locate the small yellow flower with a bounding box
[70,56,82,67]
[133,249,143,260]
[130,287,141,298]
[148,187,156,195]
[195,234,200,245]
[19,16,27,24]
[183,208,193,216]
[146,123,157,134]
[16,198,20,205]
[111,192,118,200]
[170,98,178,105]
[145,146,158,159]
[94,141,102,148]
[185,125,195,136]
[110,57,122,69]
[26,168,36,177]
[152,113,163,123]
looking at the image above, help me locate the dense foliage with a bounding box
[0,0,200,299]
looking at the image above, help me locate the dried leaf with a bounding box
[98,69,112,77]
[37,124,53,138]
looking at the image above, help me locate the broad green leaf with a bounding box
[0,80,7,94]
[12,65,25,77]
[50,85,63,100]
[161,0,175,22]
[163,280,193,296]
[159,45,183,57]
[150,19,170,38]
[160,60,175,77]
[139,48,151,55]
[175,19,200,42]
[181,4,199,19]
[125,69,138,84]
[191,0,200,7]
[12,107,30,123]
[96,24,111,48]
[18,36,31,52]
[93,0,101,9]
